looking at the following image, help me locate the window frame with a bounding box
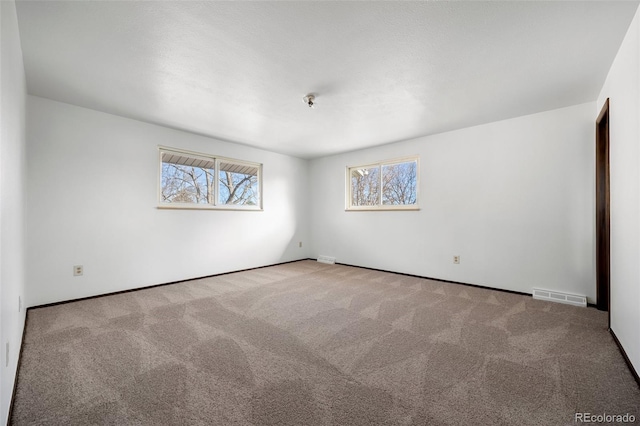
[158,146,263,211]
[345,155,419,211]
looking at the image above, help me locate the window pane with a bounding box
[161,153,215,204]
[382,161,417,205]
[218,162,260,205]
[351,166,380,206]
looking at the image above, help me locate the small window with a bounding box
[159,147,262,210]
[347,156,418,210]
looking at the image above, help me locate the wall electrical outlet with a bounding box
[73,265,83,276]
[453,256,460,264]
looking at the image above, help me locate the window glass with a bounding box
[219,161,260,206]
[382,160,417,206]
[351,166,380,206]
[161,152,215,205]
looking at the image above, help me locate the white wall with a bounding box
[0,0,28,423]
[309,102,596,301]
[597,5,640,375]
[26,96,310,307]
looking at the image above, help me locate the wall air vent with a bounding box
[317,255,336,265]
[532,288,587,307]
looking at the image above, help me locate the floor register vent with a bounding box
[317,255,336,265]
[533,288,587,307]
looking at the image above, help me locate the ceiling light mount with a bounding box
[303,94,315,108]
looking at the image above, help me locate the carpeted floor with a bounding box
[11,260,640,425]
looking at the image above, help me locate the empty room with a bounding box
[2,1,640,425]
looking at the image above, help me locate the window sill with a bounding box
[157,204,263,211]
[345,206,420,212]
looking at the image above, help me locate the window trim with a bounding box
[158,146,263,211]
[345,155,419,211]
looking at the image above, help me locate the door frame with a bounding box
[595,98,610,326]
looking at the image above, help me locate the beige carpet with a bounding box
[11,260,640,425]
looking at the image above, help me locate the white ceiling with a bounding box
[15,1,640,159]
